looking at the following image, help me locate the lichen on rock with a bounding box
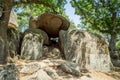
[20,29,49,60]
[59,29,113,72]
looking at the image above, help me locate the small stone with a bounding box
[52,48,61,57]
[20,62,41,74]
[60,61,80,76]
[0,64,19,80]
[45,68,59,79]
[21,70,53,80]
[36,70,53,80]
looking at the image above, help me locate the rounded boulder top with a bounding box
[29,12,70,38]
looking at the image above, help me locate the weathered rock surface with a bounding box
[20,59,62,74]
[60,61,80,76]
[20,59,64,80]
[59,29,113,71]
[80,72,116,80]
[36,70,53,80]
[8,10,18,29]
[29,12,70,38]
[45,68,59,80]
[42,45,61,59]
[20,62,41,74]
[7,27,21,59]
[21,29,49,60]
[21,70,53,80]
[0,64,19,80]
[18,59,118,80]
[112,59,120,67]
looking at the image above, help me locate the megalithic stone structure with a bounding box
[29,12,70,38]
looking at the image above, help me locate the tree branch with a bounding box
[72,0,87,18]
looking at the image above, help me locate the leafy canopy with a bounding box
[13,0,67,31]
[71,0,120,34]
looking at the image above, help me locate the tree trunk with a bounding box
[0,0,13,64]
[109,33,116,54]
[0,25,8,64]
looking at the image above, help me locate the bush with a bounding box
[116,41,120,49]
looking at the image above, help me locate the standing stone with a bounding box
[21,29,49,60]
[59,29,113,71]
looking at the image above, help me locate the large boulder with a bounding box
[59,29,113,72]
[29,12,70,38]
[20,29,49,60]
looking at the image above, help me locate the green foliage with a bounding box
[13,0,67,32]
[116,41,120,49]
[68,21,77,30]
[71,0,120,34]
[71,0,120,52]
[14,6,31,32]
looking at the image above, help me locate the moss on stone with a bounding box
[105,47,109,54]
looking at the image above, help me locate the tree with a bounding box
[0,0,66,64]
[71,0,120,54]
